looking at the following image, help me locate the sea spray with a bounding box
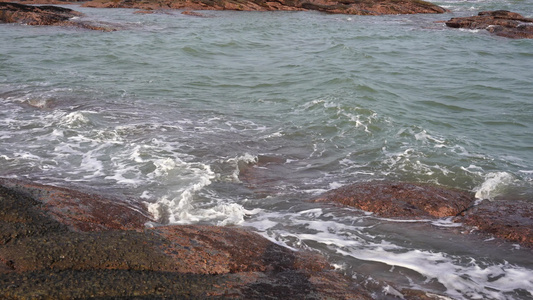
[474,172,516,200]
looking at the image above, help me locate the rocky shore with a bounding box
[2,177,532,298]
[81,0,447,15]
[0,178,377,299]
[0,2,120,30]
[3,0,447,16]
[314,181,533,248]
[4,2,533,39]
[445,10,533,39]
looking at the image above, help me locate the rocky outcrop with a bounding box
[0,2,118,30]
[313,181,533,249]
[313,181,474,219]
[456,199,533,248]
[0,178,372,299]
[82,0,447,15]
[0,2,81,24]
[445,10,533,39]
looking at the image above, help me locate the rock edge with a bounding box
[445,10,533,39]
[0,178,373,299]
[314,181,533,248]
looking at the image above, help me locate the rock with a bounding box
[83,0,447,15]
[445,10,533,39]
[0,178,150,232]
[299,0,447,15]
[314,181,474,219]
[0,1,81,25]
[456,199,533,248]
[0,2,119,31]
[181,10,209,17]
[0,179,373,299]
[314,181,533,249]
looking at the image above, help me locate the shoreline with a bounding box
[1,178,532,298]
[6,0,448,15]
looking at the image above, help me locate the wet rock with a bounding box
[298,0,447,15]
[0,2,118,31]
[0,1,81,25]
[445,10,533,39]
[181,10,209,17]
[400,289,453,300]
[83,0,446,15]
[0,178,150,232]
[457,199,533,248]
[314,181,474,219]
[0,179,373,299]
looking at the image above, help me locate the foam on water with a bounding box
[223,153,259,183]
[245,208,533,299]
[58,111,92,128]
[2,2,533,298]
[475,172,516,200]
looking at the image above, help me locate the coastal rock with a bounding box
[0,178,150,232]
[0,179,372,299]
[445,10,533,39]
[0,1,81,25]
[457,199,533,248]
[314,181,474,219]
[0,2,118,30]
[83,0,446,15]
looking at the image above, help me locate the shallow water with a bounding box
[1,0,533,298]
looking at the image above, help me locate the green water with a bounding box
[1,1,533,298]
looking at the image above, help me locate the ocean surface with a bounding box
[1,0,533,298]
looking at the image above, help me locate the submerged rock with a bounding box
[457,199,533,248]
[83,0,446,15]
[445,10,533,39]
[314,181,474,219]
[314,180,533,249]
[0,179,372,299]
[0,2,118,30]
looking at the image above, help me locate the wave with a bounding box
[246,207,533,299]
[474,172,517,200]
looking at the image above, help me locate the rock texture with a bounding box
[314,181,474,219]
[0,2,118,30]
[0,1,81,24]
[82,0,447,15]
[457,199,533,248]
[0,178,372,299]
[313,181,533,249]
[445,10,533,39]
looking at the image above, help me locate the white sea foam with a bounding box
[245,207,533,300]
[58,111,92,128]
[26,98,51,109]
[224,153,258,183]
[474,172,516,200]
[146,163,219,224]
[414,130,445,145]
[352,248,533,299]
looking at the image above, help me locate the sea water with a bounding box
[1,0,533,298]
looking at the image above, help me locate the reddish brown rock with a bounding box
[0,179,373,299]
[457,199,533,248]
[0,1,82,25]
[0,178,150,232]
[181,10,209,17]
[314,181,475,219]
[0,2,118,30]
[299,0,446,15]
[445,10,533,39]
[82,0,446,15]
